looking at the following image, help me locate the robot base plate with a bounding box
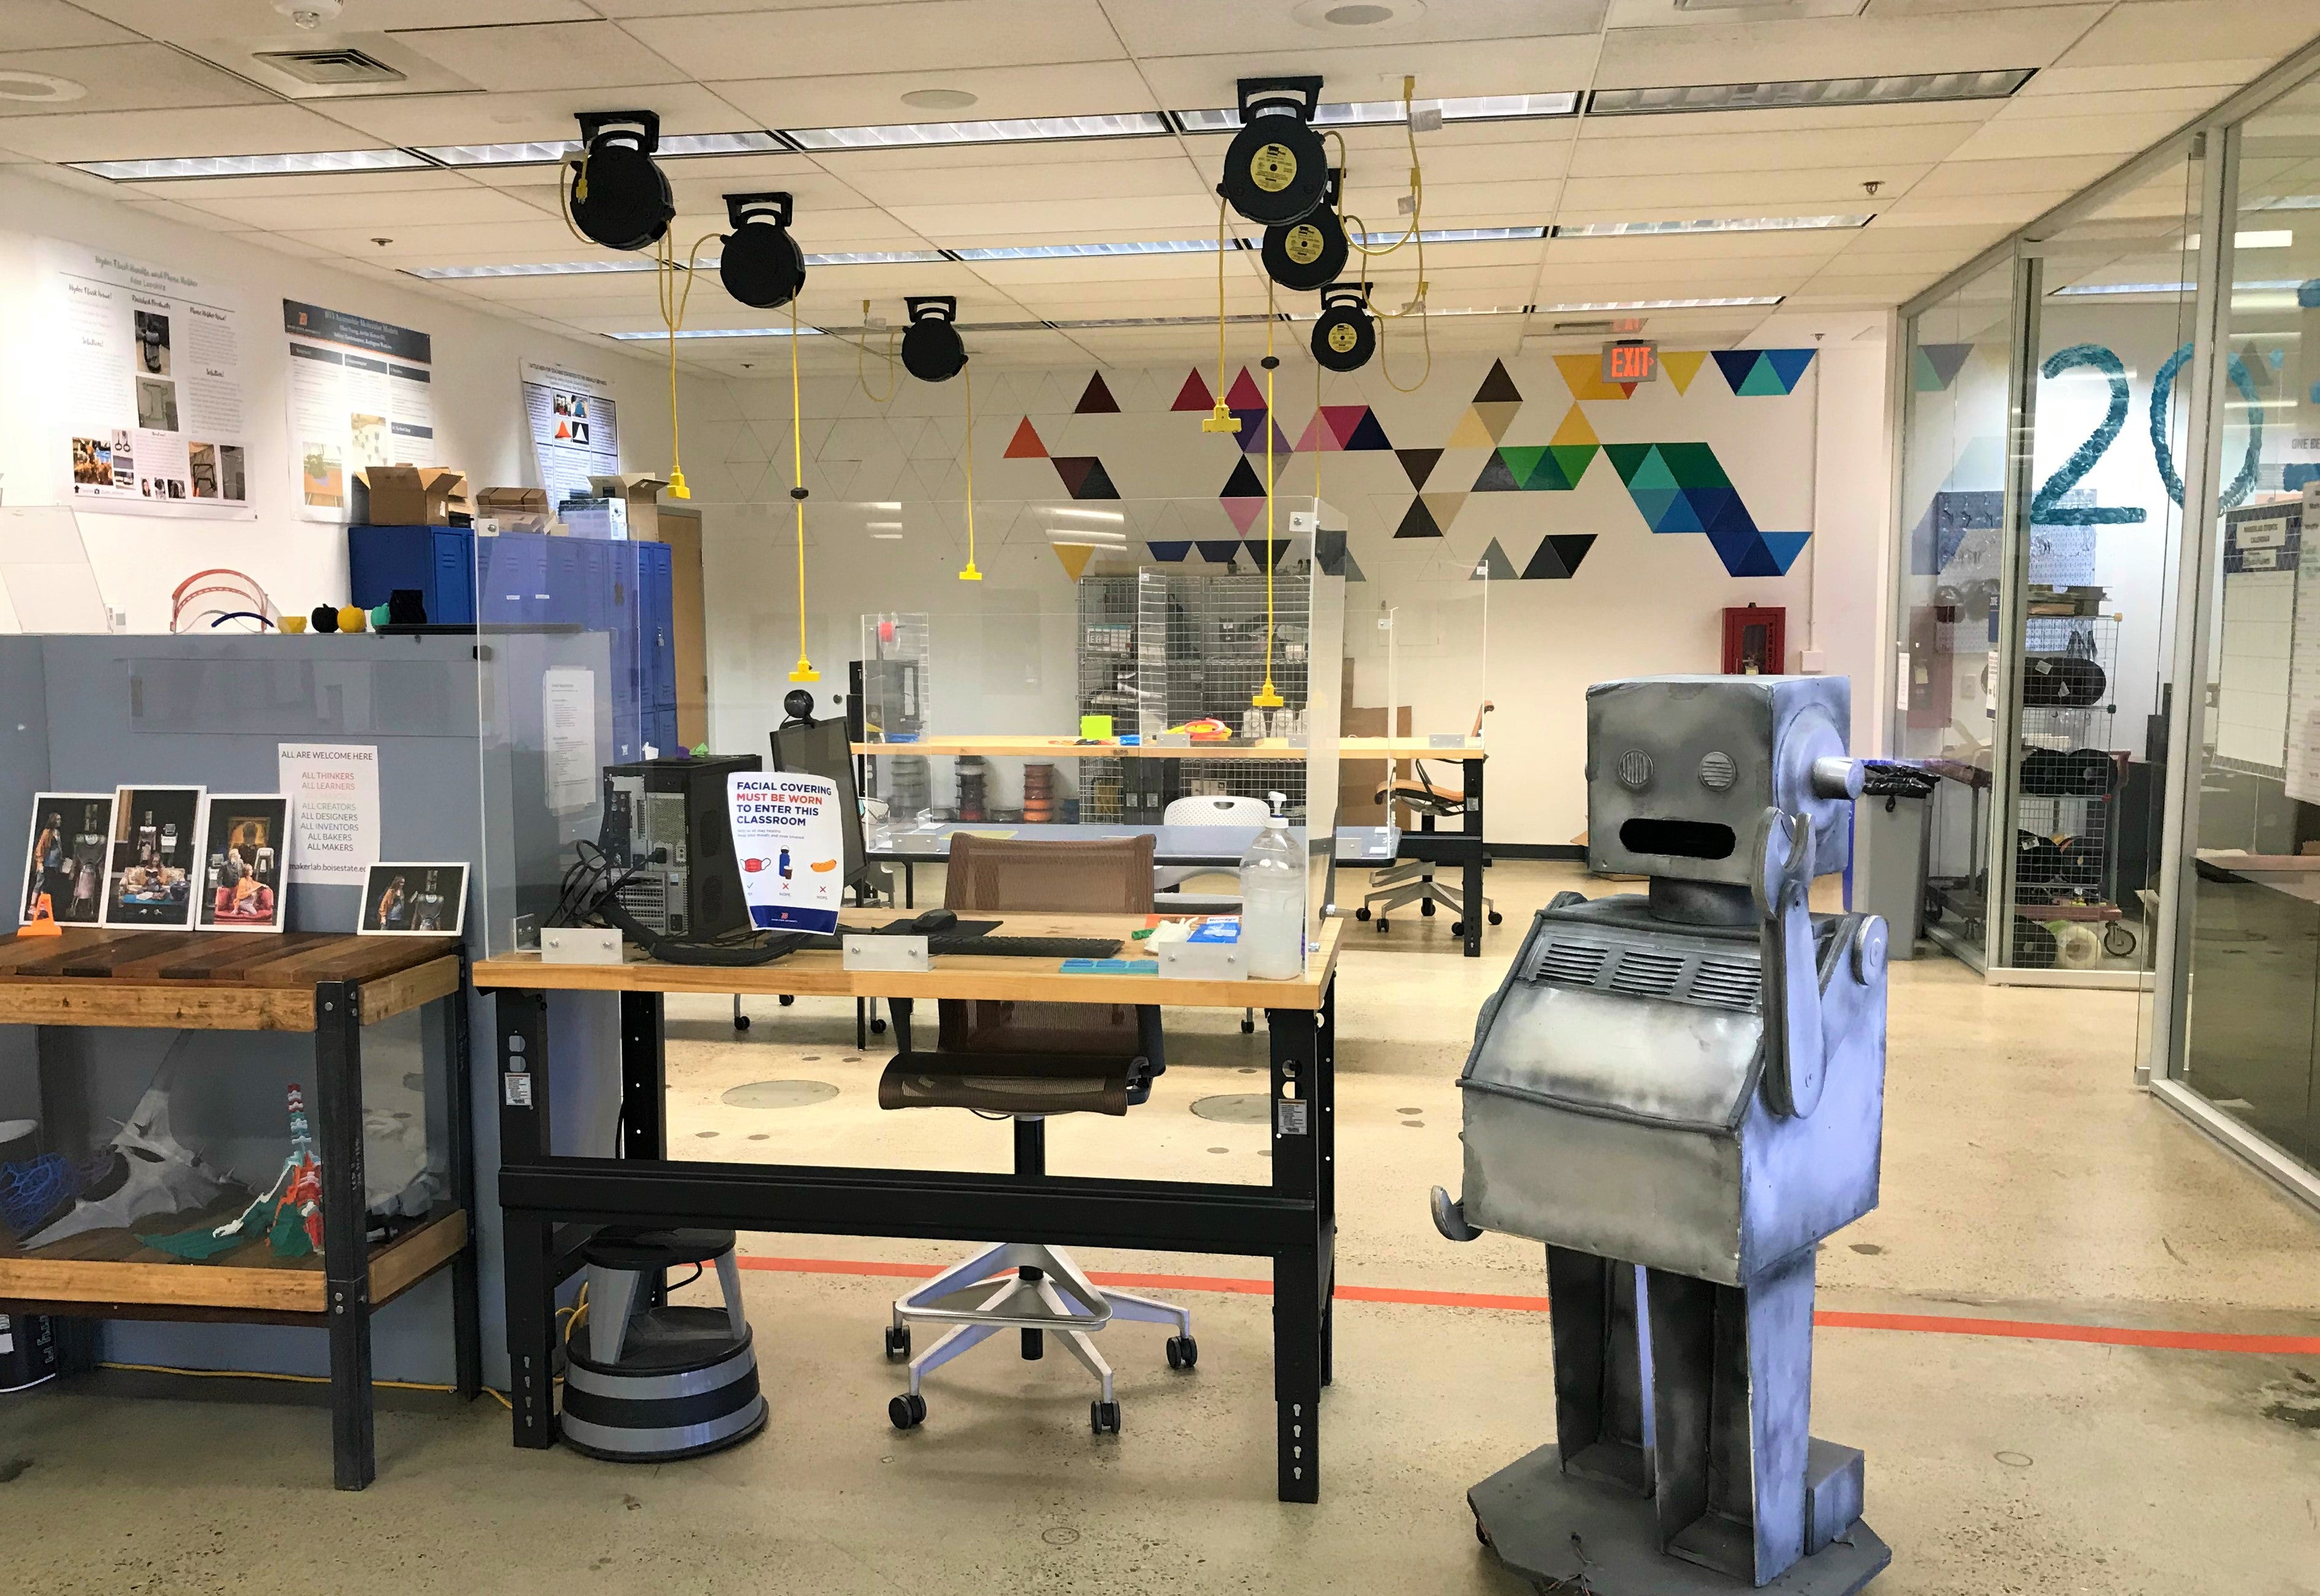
[1470,1445,1891,1595]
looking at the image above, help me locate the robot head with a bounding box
[1585,675,1857,885]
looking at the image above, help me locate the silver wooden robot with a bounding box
[1432,675,1891,1593]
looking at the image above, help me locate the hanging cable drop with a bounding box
[1253,278,1284,711]
[959,361,982,582]
[717,192,806,309]
[1199,193,1238,435]
[1312,281,1376,372]
[1260,167,1347,293]
[565,111,674,251]
[1219,78,1329,228]
[893,298,978,580]
[784,293,817,683]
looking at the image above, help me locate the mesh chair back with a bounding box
[940,833,1154,1058]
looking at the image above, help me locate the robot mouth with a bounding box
[1619,818,1736,860]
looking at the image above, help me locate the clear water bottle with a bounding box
[1239,789,1304,980]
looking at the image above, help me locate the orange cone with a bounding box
[20,893,62,936]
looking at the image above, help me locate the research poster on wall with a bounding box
[727,771,843,933]
[521,359,620,510]
[284,301,436,519]
[47,241,253,519]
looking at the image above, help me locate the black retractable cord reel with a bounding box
[719,192,807,309]
[1311,282,1376,372]
[568,111,674,252]
[900,296,967,382]
[1261,167,1347,292]
[1220,77,1329,228]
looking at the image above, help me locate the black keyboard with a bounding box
[926,935,1123,959]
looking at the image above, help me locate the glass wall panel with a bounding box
[1897,262,2013,967]
[2180,79,2320,1171]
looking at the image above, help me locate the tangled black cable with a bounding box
[549,838,827,967]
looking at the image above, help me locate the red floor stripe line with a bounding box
[733,1253,2320,1356]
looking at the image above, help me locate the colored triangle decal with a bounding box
[1004,417,1048,458]
[1686,485,1740,530]
[1660,351,1708,396]
[1471,401,1520,444]
[1915,343,1973,392]
[1737,356,1787,397]
[1627,447,1680,491]
[1394,497,1444,538]
[1237,410,1293,457]
[1225,367,1267,411]
[1074,457,1120,500]
[1446,407,1498,449]
[1171,368,1216,412]
[1219,457,1266,499]
[1148,540,1192,562]
[1315,529,1349,575]
[1710,350,1761,394]
[1704,491,1759,538]
[1550,404,1598,447]
[1051,455,1096,497]
[1660,442,1731,489]
[1051,541,1096,580]
[1397,447,1443,489]
[1421,492,1467,529]
[1707,529,1782,577]
[1342,409,1392,452]
[1294,412,1337,453]
[1656,490,1706,534]
[1473,358,1523,405]
[1547,444,1596,487]
[1472,452,1525,493]
[1520,537,1569,580]
[1764,349,1817,394]
[1758,531,1812,574]
[1338,546,1368,581]
[1523,452,1574,492]
[1221,497,1266,534]
[1499,446,1551,489]
[1628,487,1683,531]
[1197,540,1244,564]
[1473,538,1518,580]
[1246,535,1292,567]
[1321,404,1369,447]
[1075,373,1120,413]
[1604,444,1654,485]
[1554,354,1635,402]
[1547,534,1596,578]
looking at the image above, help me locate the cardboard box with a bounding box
[474,486,552,537]
[357,466,469,527]
[588,473,668,543]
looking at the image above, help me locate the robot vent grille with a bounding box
[1688,957,1761,1010]
[1536,941,1608,986]
[1609,949,1684,999]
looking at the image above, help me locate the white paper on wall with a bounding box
[46,241,253,520]
[276,742,380,885]
[284,301,436,521]
[543,666,597,815]
[521,359,619,511]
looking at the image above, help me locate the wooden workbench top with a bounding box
[475,912,1342,1011]
[0,930,462,1031]
[853,735,1484,762]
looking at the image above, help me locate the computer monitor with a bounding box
[771,716,867,893]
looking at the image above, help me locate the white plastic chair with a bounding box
[1157,794,1270,1034]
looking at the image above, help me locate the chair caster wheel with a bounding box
[733,1014,751,1032]
[1090,1400,1122,1434]
[1354,907,1371,921]
[871,1018,888,1034]
[1488,911,1504,925]
[1165,1335,1198,1370]
[778,994,795,1007]
[1420,898,1436,917]
[885,1325,912,1360]
[889,1392,927,1430]
[1451,921,1465,936]
[1473,1513,1493,1549]
[1240,1016,1255,1034]
[1375,917,1389,932]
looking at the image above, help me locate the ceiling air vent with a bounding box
[1552,319,1616,335]
[253,48,406,87]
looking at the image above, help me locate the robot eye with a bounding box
[1699,751,1736,791]
[1616,750,1653,789]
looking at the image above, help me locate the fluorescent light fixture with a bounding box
[1553,215,1872,237]
[68,148,428,182]
[805,249,948,265]
[413,130,783,167]
[1352,226,1545,245]
[605,325,823,339]
[952,238,1226,260]
[2051,279,2303,297]
[1046,507,1125,522]
[783,113,1166,151]
[866,521,904,530]
[1589,70,2033,116]
[1534,296,1783,311]
[407,259,659,280]
[2183,229,2294,249]
[1174,92,1577,131]
[871,533,904,540]
[871,501,901,509]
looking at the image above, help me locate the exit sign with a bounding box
[1602,340,1658,383]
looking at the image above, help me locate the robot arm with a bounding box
[1753,758,1869,1120]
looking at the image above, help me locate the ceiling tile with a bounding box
[0,44,279,118]
[1592,6,2110,86]
[1543,231,1858,263]
[1135,36,1601,109]
[1570,122,1977,178]
[5,2,140,49]
[883,194,1227,238]
[0,103,379,162]
[182,182,549,230]
[74,1,599,36]
[388,22,688,94]
[1906,153,2119,194]
[2051,0,2320,68]
[1944,110,2196,161]
[281,217,597,258]
[1101,0,1604,55]
[316,82,757,147]
[2019,60,2281,96]
[839,153,1205,209]
[625,0,1125,81]
[1560,168,1934,210]
[716,60,1163,130]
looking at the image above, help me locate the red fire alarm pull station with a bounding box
[1723,605,1786,675]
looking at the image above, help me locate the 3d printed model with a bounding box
[23,1040,228,1250]
[1432,675,1892,1592]
[150,1083,323,1261]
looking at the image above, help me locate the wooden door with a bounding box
[650,505,710,750]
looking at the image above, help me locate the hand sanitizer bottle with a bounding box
[1239,790,1304,980]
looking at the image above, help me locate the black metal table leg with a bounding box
[1463,756,1486,957]
[496,991,558,1449]
[443,965,482,1401]
[1269,1003,1325,1503]
[314,980,375,1491]
[1316,981,1337,1387]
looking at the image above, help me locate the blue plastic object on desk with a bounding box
[1060,957,1158,975]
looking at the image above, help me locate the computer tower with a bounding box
[0,1311,60,1393]
[600,754,760,943]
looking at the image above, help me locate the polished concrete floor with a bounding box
[5,861,2318,1594]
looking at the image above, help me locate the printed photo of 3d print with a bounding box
[197,795,292,933]
[359,862,468,936]
[19,792,114,928]
[100,786,205,929]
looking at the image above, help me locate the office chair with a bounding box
[1357,699,1500,935]
[1154,794,1267,1034]
[877,833,1194,1436]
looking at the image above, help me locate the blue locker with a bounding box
[347,525,475,624]
[640,543,675,716]
[478,533,549,626]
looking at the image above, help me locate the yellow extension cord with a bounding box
[959,361,982,580]
[100,1360,518,1412]
[787,294,818,680]
[1254,277,1283,709]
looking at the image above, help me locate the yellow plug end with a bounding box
[667,469,691,501]
[958,563,984,582]
[1199,401,1237,434]
[789,661,821,683]
[1251,687,1285,709]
